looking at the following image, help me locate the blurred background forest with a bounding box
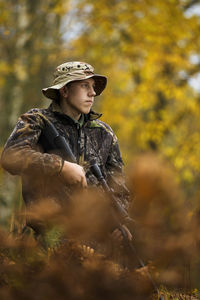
[1,0,200,296]
[1,0,200,226]
[0,0,200,226]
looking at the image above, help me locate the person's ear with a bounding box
[60,85,68,98]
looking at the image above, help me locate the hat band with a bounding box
[53,71,95,85]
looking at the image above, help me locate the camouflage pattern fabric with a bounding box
[1,102,130,232]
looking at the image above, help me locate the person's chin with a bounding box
[82,107,91,114]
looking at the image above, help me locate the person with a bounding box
[1,61,132,253]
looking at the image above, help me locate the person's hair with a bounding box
[55,90,61,104]
[56,82,72,105]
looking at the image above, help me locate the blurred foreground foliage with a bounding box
[0,159,200,299]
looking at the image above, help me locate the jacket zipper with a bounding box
[77,123,81,164]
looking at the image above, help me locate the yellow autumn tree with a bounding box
[70,0,200,195]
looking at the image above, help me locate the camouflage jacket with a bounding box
[1,102,130,218]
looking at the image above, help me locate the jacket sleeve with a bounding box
[1,110,63,177]
[105,133,130,214]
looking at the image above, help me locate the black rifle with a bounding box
[41,119,162,298]
[40,120,132,227]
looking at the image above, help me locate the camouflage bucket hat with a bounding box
[42,61,107,101]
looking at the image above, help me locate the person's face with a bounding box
[64,78,96,116]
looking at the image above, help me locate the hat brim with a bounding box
[42,74,107,101]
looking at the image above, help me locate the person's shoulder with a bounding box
[18,107,51,126]
[20,107,52,120]
[88,119,116,137]
[97,120,114,132]
[22,107,49,115]
[88,118,111,130]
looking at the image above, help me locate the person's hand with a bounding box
[82,244,95,256]
[111,224,132,243]
[61,161,87,188]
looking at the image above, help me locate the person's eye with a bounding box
[82,83,88,88]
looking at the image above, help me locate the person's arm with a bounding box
[1,110,87,187]
[1,111,63,177]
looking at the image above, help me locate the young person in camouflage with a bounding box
[1,61,132,249]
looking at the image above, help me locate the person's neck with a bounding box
[60,99,81,121]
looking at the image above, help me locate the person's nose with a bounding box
[88,86,96,97]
